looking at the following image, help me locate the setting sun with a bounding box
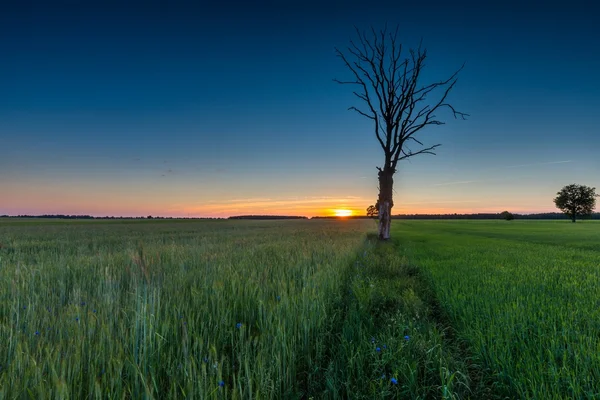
[333,209,353,217]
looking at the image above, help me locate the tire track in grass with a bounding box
[306,234,475,399]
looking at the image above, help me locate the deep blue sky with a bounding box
[1,1,598,216]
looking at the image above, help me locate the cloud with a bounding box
[432,161,573,186]
[432,180,478,186]
[400,200,481,205]
[503,160,573,169]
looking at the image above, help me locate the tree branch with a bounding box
[334,26,467,173]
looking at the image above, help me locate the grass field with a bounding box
[1,218,599,399]
[392,220,600,399]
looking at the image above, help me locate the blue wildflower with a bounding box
[75,317,79,322]
[236,322,242,329]
[218,380,225,387]
[391,377,398,385]
[371,337,376,344]
[383,344,387,349]
[35,331,40,335]
[404,335,410,341]
[376,347,381,352]
[203,357,209,363]
[276,295,281,301]
[93,309,97,313]
[80,302,86,306]
[22,306,26,310]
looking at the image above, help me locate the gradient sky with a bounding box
[1,1,599,217]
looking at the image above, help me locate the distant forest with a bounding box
[314,212,600,220]
[2,213,599,220]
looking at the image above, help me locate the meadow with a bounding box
[393,220,600,399]
[1,218,599,399]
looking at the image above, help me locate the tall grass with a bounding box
[393,220,600,399]
[0,219,371,398]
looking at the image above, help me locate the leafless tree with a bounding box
[335,26,467,240]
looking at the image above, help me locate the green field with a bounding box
[1,218,599,399]
[393,220,600,399]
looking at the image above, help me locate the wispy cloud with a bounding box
[432,161,573,186]
[400,200,481,205]
[432,180,478,187]
[167,196,369,215]
[503,160,573,169]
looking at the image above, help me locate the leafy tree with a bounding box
[335,26,467,239]
[553,184,598,222]
[500,211,514,221]
[366,204,379,217]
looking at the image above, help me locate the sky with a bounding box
[1,0,599,217]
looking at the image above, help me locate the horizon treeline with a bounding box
[1,212,599,220]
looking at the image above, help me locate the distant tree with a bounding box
[500,211,514,221]
[553,184,598,222]
[335,26,467,240]
[147,215,153,219]
[366,204,379,217]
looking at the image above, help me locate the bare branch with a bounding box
[334,25,467,174]
[397,144,441,162]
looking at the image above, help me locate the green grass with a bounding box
[2,218,599,399]
[391,220,600,399]
[0,219,373,398]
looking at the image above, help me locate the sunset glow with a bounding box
[1,3,598,219]
[333,209,353,217]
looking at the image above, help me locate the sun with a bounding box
[333,209,353,217]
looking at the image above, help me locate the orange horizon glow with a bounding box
[2,186,563,218]
[0,201,562,218]
[332,209,353,217]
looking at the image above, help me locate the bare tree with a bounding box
[335,26,467,240]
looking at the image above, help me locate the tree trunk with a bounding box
[377,169,394,240]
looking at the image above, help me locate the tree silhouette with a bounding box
[366,204,379,217]
[553,184,598,222]
[500,211,514,221]
[335,26,467,239]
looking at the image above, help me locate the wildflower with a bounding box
[75,317,79,322]
[80,302,86,306]
[35,331,40,335]
[391,377,398,385]
[371,337,376,344]
[276,295,281,301]
[236,322,242,329]
[376,347,381,352]
[383,344,387,349]
[404,335,410,341]
[22,306,26,310]
[218,380,225,387]
[93,309,97,313]
[203,357,209,363]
